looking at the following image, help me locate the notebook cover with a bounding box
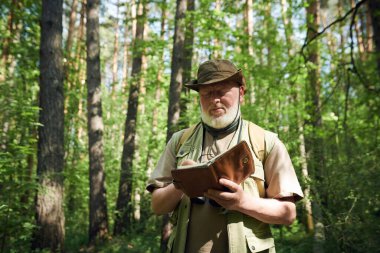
[171,141,254,197]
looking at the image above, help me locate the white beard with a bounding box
[201,101,240,129]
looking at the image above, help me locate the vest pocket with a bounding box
[246,236,275,253]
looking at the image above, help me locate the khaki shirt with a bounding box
[147,123,304,253]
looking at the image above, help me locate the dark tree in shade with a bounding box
[86,0,109,243]
[114,0,147,235]
[368,0,380,80]
[32,0,65,251]
[161,0,187,251]
[166,0,187,142]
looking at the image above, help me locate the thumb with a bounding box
[219,178,239,192]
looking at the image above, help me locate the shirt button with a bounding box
[251,245,255,251]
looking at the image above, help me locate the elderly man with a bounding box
[146,59,304,253]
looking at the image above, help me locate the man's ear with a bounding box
[239,86,245,103]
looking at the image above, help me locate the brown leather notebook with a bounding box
[171,141,254,198]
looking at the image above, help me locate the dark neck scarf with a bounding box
[202,116,241,138]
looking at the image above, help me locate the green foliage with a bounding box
[2,0,380,252]
[0,1,41,251]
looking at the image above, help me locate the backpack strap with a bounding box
[175,123,200,154]
[248,122,265,162]
[247,121,267,198]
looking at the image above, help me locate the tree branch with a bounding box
[300,0,368,56]
[349,0,380,93]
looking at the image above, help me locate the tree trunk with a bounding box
[86,0,109,243]
[0,0,18,82]
[244,0,255,104]
[166,0,186,142]
[179,0,195,129]
[161,0,187,250]
[66,0,78,57]
[32,0,65,251]
[122,14,130,92]
[74,0,86,75]
[351,0,365,60]
[112,0,120,91]
[213,0,221,59]
[368,0,380,79]
[298,121,314,233]
[114,0,146,235]
[365,2,373,52]
[306,0,325,252]
[146,0,167,176]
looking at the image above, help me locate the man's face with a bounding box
[199,81,244,129]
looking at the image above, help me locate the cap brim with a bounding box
[184,70,243,92]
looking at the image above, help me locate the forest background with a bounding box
[0,0,379,252]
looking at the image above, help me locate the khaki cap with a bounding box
[185,59,245,91]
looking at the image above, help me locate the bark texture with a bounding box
[86,0,109,242]
[32,0,65,251]
[161,0,187,251]
[166,0,186,142]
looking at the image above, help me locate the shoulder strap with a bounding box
[175,123,199,154]
[248,122,265,162]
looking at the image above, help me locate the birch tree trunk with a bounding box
[244,0,255,104]
[213,0,221,59]
[114,0,146,235]
[112,0,120,91]
[86,0,109,242]
[32,0,65,251]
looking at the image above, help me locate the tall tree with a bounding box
[160,0,187,251]
[146,0,167,177]
[305,0,325,252]
[114,0,147,235]
[179,0,195,129]
[112,0,120,91]
[368,0,380,80]
[86,0,109,242]
[31,0,65,251]
[166,0,186,142]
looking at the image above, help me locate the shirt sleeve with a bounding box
[264,137,304,201]
[146,131,183,193]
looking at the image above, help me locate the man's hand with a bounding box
[204,178,247,211]
[205,178,297,225]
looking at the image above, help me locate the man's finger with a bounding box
[219,178,239,192]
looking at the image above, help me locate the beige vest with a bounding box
[167,120,276,253]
